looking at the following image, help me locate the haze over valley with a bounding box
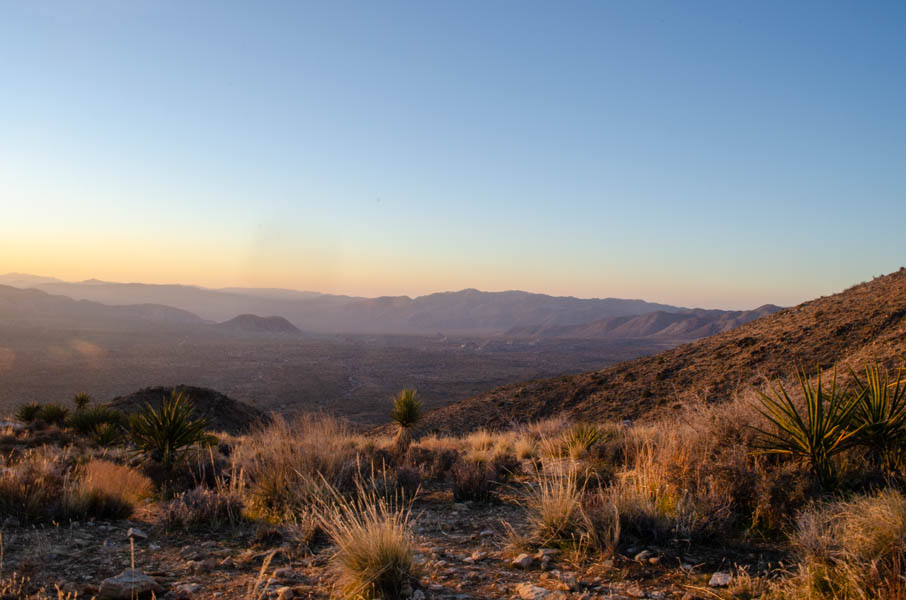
[0,274,780,421]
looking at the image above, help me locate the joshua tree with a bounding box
[72,392,92,411]
[391,388,422,456]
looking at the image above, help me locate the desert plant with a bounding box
[15,402,42,423]
[390,389,422,456]
[163,486,244,529]
[92,422,121,447]
[849,360,906,472]
[561,422,603,459]
[449,458,504,502]
[786,489,906,599]
[130,389,214,470]
[67,405,127,436]
[66,460,152,520]
[317,478,419,599]
[72,392,92,411]
[753,367,862,488]
[38,403,69,425]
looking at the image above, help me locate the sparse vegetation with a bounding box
[753,367,862,488]
[390,388,422,456]
[130,389,214,470]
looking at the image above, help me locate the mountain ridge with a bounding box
[419,269,906,433]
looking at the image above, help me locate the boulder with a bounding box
[97,569,164,599]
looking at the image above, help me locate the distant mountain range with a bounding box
[0,273,778,339]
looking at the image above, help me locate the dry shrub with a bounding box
[519,460,620,555]
[782,489,906,599]
[449,458,507,502]
[317,480,419,600]
[163,486,244,529]
[0,451,67,522]
[67,460,153,520]
[235,414,361,519]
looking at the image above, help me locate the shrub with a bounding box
[15,402,42,423]
[317,480,418,600]
[753,366,861,488]
[236,414,360,520]
[92,422,122,447]
[785,490,906,599]
[163,486,243,529]
[520,461,620,554]
[130,389,214,470]
[38,403,68,425]
[67,459,154,520]
[0,452,67,522]
[390,389,422,456]
[67,406,127,436]
[561,423,603,459]
[449,458,505,502]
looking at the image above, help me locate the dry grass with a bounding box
[317,479,418,600]
[66,459,154,519]
[781,490,906,599]
[234,414,362,519]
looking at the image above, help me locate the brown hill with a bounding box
[506,305,782,341]
[421,269,906,433]
[107,385,269,434]
[213,314,301,335]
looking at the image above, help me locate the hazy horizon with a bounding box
[3,1,905,310]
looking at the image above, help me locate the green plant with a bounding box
[38,403,69,425]
[753,367,862,488]
[562,423,603,458]
[390,389,422,456]
[72,392,92,411]
[130,389,214,470]
[92,422,121,447]
[67,405,127,436]
[15,402,42,423]
[849,360,906,472]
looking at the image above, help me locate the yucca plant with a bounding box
[15,402,42,423]
[130,389,213,470]
[39,403,69,426]
[561,423,603,459]
[92,422,122,447]
[849,360,906,472]
[753,366,863,488]
[72,392,92,411]
[390,389,422,456]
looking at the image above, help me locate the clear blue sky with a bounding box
[1,1,904,308]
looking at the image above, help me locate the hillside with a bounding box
[0,285,204,330]
[422,269,906,433]
[213,314,301,335]
[107,385,268,434]
[506,305,782,340]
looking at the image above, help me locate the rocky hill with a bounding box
[107,385,268,434]
[213,314,301,335]
[506,305,782,341]
[422,269,906,433]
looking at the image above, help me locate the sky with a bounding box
[1,1,905,309]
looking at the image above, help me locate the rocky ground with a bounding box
[1,486,776,600]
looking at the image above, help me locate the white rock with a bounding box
[97,569,164,599]
[515,583,549,600]
[275,586,294,600]
[512,553,535,569]
[709,571,733,587]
